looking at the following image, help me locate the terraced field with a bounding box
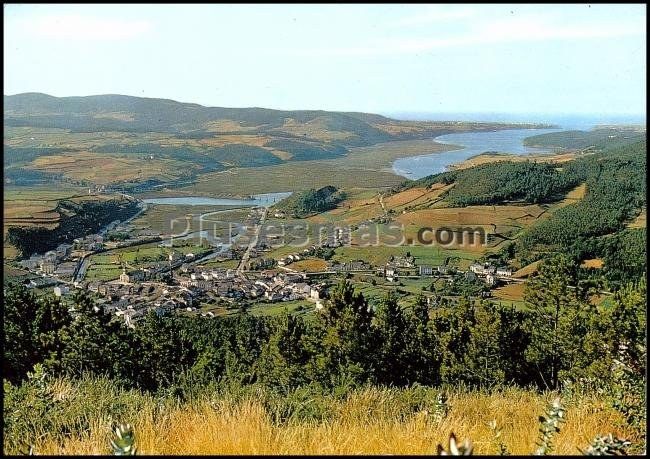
[3,185,89,260]
[28,152,190,185]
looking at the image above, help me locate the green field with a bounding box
[85,264,123,281]
[332,245,478,269]
[197,258,240,269]
[131,204,247,236]
[88,241,211,272]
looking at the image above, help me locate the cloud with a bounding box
[17,14,152,41]
[290,14,645,58]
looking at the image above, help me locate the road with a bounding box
[237,207,267,276]
[379,193,387,215]
[73,254,91,284]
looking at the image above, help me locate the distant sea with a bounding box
[384,112,646,131]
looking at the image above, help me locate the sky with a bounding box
[3,4,647,116]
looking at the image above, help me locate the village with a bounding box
[16,199,519,328]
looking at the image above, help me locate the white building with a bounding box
[469,263,485,274]
[53,285,70,297]
[496,267,512,277]
[119,268,131,284]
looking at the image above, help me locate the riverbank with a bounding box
[392,127,559,179]
[447,151,580,171]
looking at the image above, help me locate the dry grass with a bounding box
[627,209,646,229]
[581,258,604,269]
[30,388,637,455]
[92,112,135,121]
[384,187,429,208]
[512,261,541,279]
[552,183,587,210]
[278,117,356,142]
[289,258,328,272]
[492,282,526,302]
[396,205,546,227]
[28,152,190,184]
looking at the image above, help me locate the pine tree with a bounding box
[34,295,72,375]
[3,284,40,382]
[309,279,375,387]
[524,254,590,389]
[406,295,441,386]
[254,312,309,390]
[374,292,409,385]
[59,291,133,380]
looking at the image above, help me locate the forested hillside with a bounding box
[518,140,646,267]
[399,161,580,206]
[274,185,346,218]
[523,127,645,150]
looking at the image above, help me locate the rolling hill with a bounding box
[4,93,551,191]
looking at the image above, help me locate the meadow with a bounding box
[331,245,478,270]
[84,241,212,281]
[130,204,247,236]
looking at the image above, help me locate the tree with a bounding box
[462,301,506,387]
[33,294,73,375]
[3,284,71,382]
[431,296,475,385]
[3,284,42,382]
[523,254,590,389]
[373,292,410,386]
[58,291,134,380]
[254,312,309,390]
[133,312,189,390]
[306,279,375,387]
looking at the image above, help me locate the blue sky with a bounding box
[3,4,646,116]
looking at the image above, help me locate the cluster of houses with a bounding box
[19,243,74,277]
[88,278,198,328]
[469,262,513,286]
[82,263,327,327]
[174,266,323,305]
[381,255,418,281]
[73,234,105,252]
[14,194,526,329]
[277,252,305,267]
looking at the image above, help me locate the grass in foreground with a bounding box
[3,376,640,455]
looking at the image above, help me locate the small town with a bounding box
[4,4,645,456]
[17,199,520,328]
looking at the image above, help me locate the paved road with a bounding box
[73,254,91,284]
[237,207,267,275]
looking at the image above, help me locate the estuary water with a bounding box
[392,128,558,180]
[143,191,292,207]
[389,113,646,180]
